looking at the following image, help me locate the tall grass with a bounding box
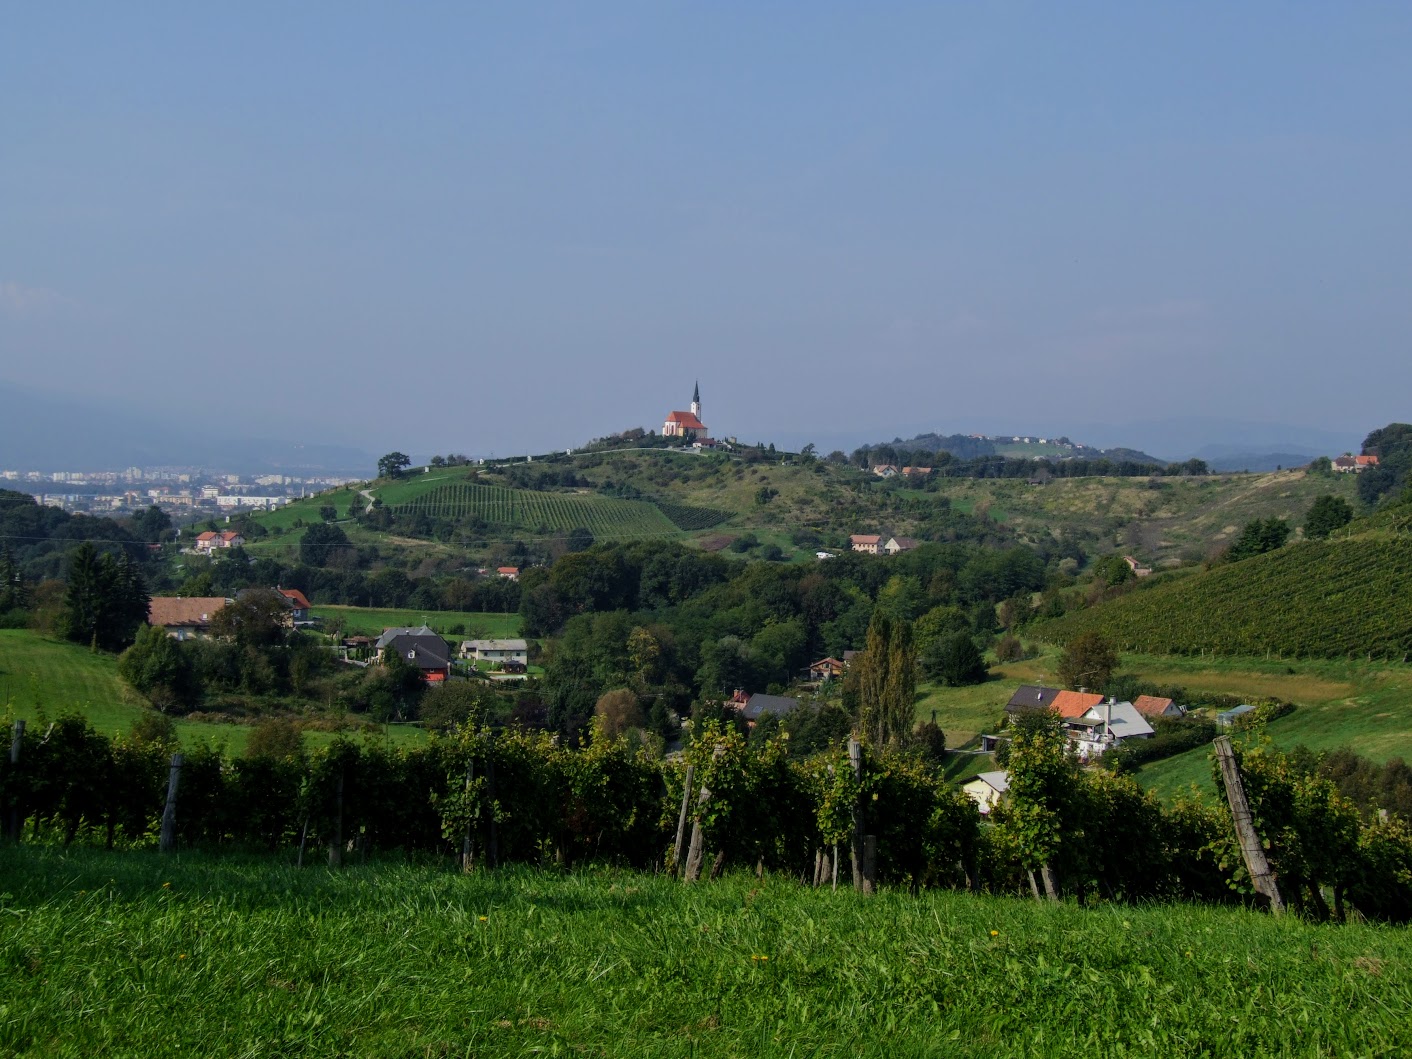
[1,848,1407,1057]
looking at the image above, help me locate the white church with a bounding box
[662,382,709,441]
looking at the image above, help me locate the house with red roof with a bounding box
[1333,453,1380,473]
[277,587,314,624]
[850,534,882,554]
[1132,695,1184,720]
[194,530,245,553]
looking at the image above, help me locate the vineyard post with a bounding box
[485,731,498,870]
[671,763,694,875]
[7,718,23,842]
[461,756,476,873]
[683,746,723,883]
[328,771,345,869]
[159,752,183,853]
[847,738,865,891]
[1213,736,1284,915]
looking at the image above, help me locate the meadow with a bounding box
[0,629,426,754]
[0,848,1407,1058]
[311,605,521,638]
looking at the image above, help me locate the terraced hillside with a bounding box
[1034,521,1412,661]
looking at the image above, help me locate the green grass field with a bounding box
[1,849,1407,1058]
[0,630,426,754]
[312,605,521,638]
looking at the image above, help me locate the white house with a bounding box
[1065,700,1155,761]
[460,639,529,666]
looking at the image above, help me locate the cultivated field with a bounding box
[392,481,681,539]
[1,849,1407,1058]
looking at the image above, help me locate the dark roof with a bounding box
[385,633,451,671]
[742,694,799,721]
[1005,685,1062,712]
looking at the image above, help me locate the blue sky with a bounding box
[3,4,1409,459]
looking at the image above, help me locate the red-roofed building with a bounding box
[497,566,520,581]
[663,382,709,440]
[1050,690,1105,719]
[1333,453,1380,473]
[1132,695,1184,720]
[850,534,883,555]
[194,530,245,553]
[278,588,313,622]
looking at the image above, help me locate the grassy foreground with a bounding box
[1,850,1408,1057]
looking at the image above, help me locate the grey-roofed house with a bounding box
[460,639,529,666]
[1005,685,1062,713]
[375,625,438,651]
[383,633,452,681]
[740,694,799,722]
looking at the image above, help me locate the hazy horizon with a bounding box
[3,5,1408,460]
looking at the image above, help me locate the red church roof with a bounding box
[665,411,706,430]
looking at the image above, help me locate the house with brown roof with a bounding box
[194,530,245,553]
[850,534,882,555]
[1132,695,1184,720]
[147,597,230,640]
[883,537,918,555]
[1333,453,1380,473]
[808,657,846,682]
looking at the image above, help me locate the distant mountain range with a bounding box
[0,382,375,475]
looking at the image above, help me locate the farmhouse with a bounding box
[496,566,520,581]
[728,689,800,724]
[1133,694,1184,720]
[382,633,451,682]
[962,771,1010,816]
[147,596,229,640]
[1065,700,1155,761]
[850,534,883,555]
[807,657,846,682]
[1333,454,1379,473]
[883,537,918,555]
[193,530,245,553]
[460,638,529,667]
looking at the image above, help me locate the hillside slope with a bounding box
[1033,513,1412,661]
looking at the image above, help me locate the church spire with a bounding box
[691,380,701,417]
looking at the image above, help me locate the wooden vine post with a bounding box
[460,756,476,873]
[847,738,876,894]
[485,731,498,870]
[1213,736,1284,914]
[683,746,723,883]
[327,770,345,869]
[159,752,183,853]
[7,719,23,842]
[670,763,695,875]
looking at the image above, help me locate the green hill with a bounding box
[1034,514,1412,661]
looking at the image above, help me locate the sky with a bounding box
[3,3,1410,461]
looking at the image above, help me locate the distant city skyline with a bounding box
[3,5,1408,460]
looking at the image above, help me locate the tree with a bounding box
[245,717,306,762]
[299,522,353,567]
[594,688,643,740]
[319,504,337,522]
[378,452,412,479]
[130,505,171,544]
[119,623,198,709]
[923,632,988,687]
[419,680,499,732]
[845,612,917,748]
[63,542,149,651]
[1056,631,1118,692]
[210,589,291,648]
[1225,517,1291,562]
[1304,494,1353,540]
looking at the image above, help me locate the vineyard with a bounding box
[1037,536,1412,660]
[391,483,679,540]
[652,500,733,531]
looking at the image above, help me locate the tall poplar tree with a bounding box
[846,612,918,747]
